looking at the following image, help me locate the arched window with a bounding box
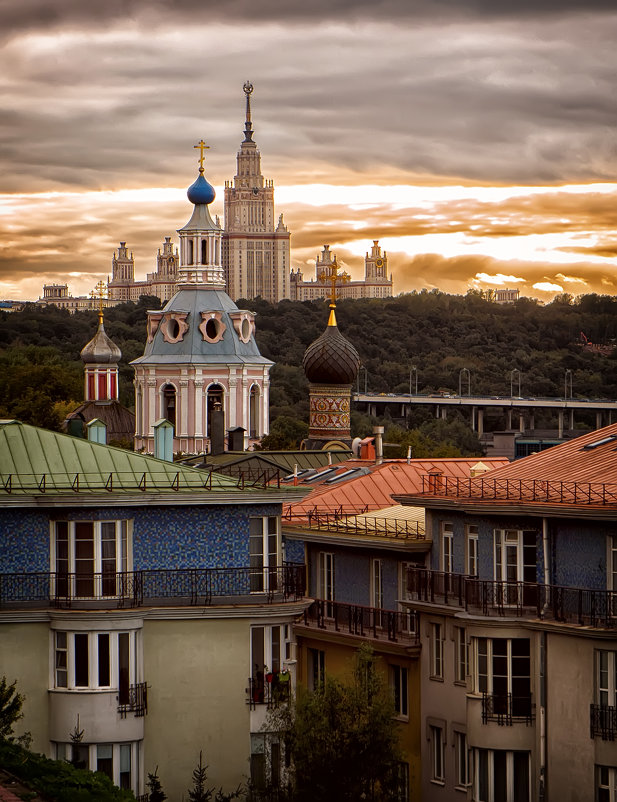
[161,384,176,430]
[206,384,224,438]
[249,385,260,439]
[188,240,194,265]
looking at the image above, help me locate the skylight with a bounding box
[582,434,617,450]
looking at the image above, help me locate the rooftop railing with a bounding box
[299,598,419,645]
[407,567,617,629]
[420,475,617,505]
[0,564,306,610]
[283,507,424,540]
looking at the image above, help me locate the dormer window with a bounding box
[199,311,226,343]
[229,310,255,343]
[160,313,189,344]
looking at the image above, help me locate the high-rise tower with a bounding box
[223,83,290,302]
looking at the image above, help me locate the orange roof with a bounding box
[284,457,509,520]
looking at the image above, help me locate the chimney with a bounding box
[228,427,245,452]
[373,425,384,465]
[210,401,225,455]
[153,418,174,462]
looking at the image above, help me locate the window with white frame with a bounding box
[249,516,280,593]
[430,622,444,679]
[472,749,529,802]
[55,741,140,794]
[493,529,536,585]
[430,724,445,783]
[597,765,617,802]
[466,525,479,577]
[53,629,138,695]
[455,731,470,789]
[455,626,468,684]
[441,522,454,573]
[52,520,132,598]
[250,624,290,703]
[308,648,325,691]
[474,637,531,720]
[398,562,417,633]
[318,551,335,616]
[390,664,409,719]
[598,651,617,707]
[371,558,384,609]
[608,536,617,592]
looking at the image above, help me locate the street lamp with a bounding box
[459,367,470,397]
[510,369,521,398]
[564,369,573,399]
[409,365,418,396]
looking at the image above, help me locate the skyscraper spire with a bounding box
[243,81,254,143]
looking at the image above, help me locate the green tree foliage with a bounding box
[268,645,402,802]
[0,676,24,740]
[258,416,309,450]
[186,751,243,802]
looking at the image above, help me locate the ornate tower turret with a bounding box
[80,282,122,403]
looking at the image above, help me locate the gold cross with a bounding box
[90,280,107,322]
[319,257,350,306]
[194,139,210,170]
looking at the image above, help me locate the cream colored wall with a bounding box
[0,622,50,752]
[143,617,252,799]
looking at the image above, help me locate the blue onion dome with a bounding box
[303,308,360,385]
[187,169,216,205]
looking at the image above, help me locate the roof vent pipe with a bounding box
[373,425,384,465]
[407,446,412,465]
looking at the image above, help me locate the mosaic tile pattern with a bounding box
[283,538,305,565]
[0,510,50,572]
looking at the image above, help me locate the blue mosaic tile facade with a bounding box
[0,502,283,573]
[283,538,305,565]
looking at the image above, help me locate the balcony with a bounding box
[246,671,291,710]
[118,682,148,718]
[590,704,617,740]
[481,692,534,726]
[298,599,419,646]
[407,567,617,629]
[0,564,306,610]
[283,507,425,541]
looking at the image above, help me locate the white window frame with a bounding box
[249,516,281,593]
[54,741,141,796]
[466,525,479,577]
[493,529,536,584]
[608,536,617,591]
[598,651,617,707]
[50,520,132,599]
[308,647,325,691]
[398,562,416,633]
[455,730,470,789]
[455,626,468,684]
[371,558,384,610]
[430,725,445,784]
[441,522,454,574]
[471,749,530,802]
[390,664,409,719]
[51,629,139,692]
[597,765,617,802]
[430,622,444,680]
[318,551,335,616]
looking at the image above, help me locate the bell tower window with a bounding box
[162,384,176,429]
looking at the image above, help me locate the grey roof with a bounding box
[131,288,273,367]
[177,203,221,234]
[80,321,122,364]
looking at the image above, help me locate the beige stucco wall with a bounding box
[143,616,252,799]
[0,621,51,752]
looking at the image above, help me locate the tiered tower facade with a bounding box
[223,83,290,302]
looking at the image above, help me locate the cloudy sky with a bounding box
[1,0,616,301]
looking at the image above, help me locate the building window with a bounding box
[597,766,617,802]
[455,731,470,789]
[441,522,454,573]
[398,562,417,633]
[493,529,536,593]
[608,536,617,592]
[396,762,410,801]
[431,622,444,680]
[593,651,617,740]
[250,625,290,704]
[472,749,530,802]
[466,525,479,577]
[372,558,384,625]
[455,627,468,684]
[318,552,335,617]
[55,741,140,795]
[475,638,532,723]
[249,516,280,593]
[390,664,408,719]
[430,725,445,783]
[52,629,138,692]
[308,648,325,691]
[52,520,131,599]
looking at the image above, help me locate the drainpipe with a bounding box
[542,517,551,591]
[540,517,549,802]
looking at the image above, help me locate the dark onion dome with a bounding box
[303,307,360,385]
[80,317,122,364]
[187,168,216,206]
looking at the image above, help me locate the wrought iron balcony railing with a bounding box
[283,508,424,540]
[590,704,617,740]
[118,682,148,718]
[299,599,419,645]
[246,671,292,710]
[407,567,617,629]
[481,692,534,726]
[0,564,306,609]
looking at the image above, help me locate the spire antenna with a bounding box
[193,139,210,174]
[318,255,350,326]
[90,280,107,326]
[243,81,254,143]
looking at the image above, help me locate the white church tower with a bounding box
[132,142,272,455]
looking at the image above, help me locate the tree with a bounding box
[147,765,167,802]
[269,645,402,802]
[187,752,243,802]
[0,676,24,740]
[258,416,308,450]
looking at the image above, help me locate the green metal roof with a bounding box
[0,420,262,496]
[203,450,352,473]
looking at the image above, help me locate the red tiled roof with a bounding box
[284,457,509,519]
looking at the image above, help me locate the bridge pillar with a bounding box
[477,408,484,437]
[597,411,603,429]
[436,404,440,419]
[529,412,535,431]
[569,409,574,430]
[507,409,513,430]
[441,407,447,420]
[471,406,476,431]
[558,410,564,438]
[519,413,525,433]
